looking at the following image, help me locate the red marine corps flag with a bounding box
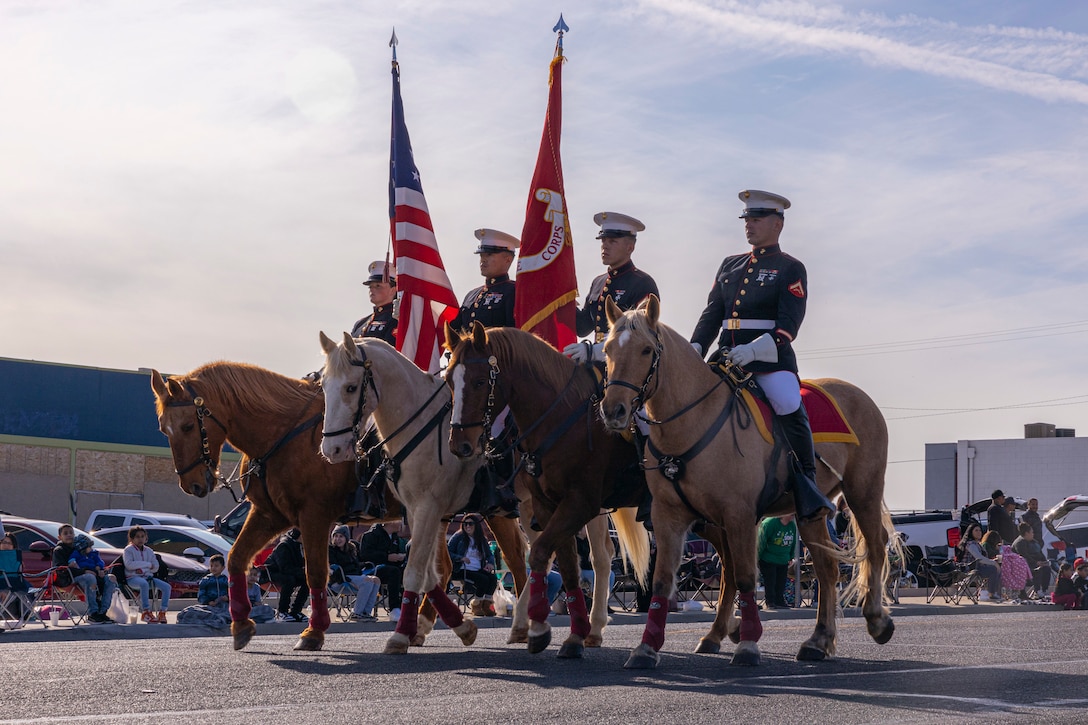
[388,31,458,373]
[513,16,578,351]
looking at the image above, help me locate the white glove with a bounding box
[563,341,603,363]
[563,341,589,362]
[392,293,401,320]
[725,333,779,366]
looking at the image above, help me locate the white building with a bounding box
[925,422,1085,512]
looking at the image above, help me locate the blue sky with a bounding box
[3,1,1087,509]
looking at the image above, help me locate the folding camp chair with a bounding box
[0,550,51,630]
[327,579,359,621]
[917,546,969,604]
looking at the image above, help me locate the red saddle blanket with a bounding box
[739,381,859,446]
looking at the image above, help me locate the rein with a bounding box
[453,352,600,480]
[325,341,451,490]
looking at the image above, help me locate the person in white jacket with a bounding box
[122,525,172,623]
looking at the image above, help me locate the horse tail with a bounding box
[610,507,651,588]
[839,501,898,608]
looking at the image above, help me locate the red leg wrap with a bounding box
[528,573,550,623]
[737,591,763,642]
[308,587,330,631]
[640,595,670,651]
[426,585,464,628]
[394,591,421,638]
[228,572,251,623]
[566,589,590,638]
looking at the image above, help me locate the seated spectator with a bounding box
[264,529,309,623]
[359,521,406,622]
[328,525,380,622]
[1010,522,1051,598]
[1051,562,1080,610]
[957,523,1003,603]
[123,525,171,623]
[68,534,117,624]
[246,568,277,623]
[1071,558,1088,610]
[178,553,230,627]
[447,516,497,617]
[1,532,29,618]
[980,530,1002,560]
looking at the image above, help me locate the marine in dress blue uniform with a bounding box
[449,229,519,334]
[690,190,832,522]
[350,261,398,346]
[566,212,660,362]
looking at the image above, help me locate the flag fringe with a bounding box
[518,290,579,334]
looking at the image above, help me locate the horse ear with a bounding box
[319,331,338,356]
[644,294,661,327]
[341,331,359,358]
[471,320,488,349]
[605,297,623,327]
[150,369,168,399]
[442,321,458,351]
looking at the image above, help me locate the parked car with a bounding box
[212,500,275,566]
[0,516,208,598]
[94,525,236,566]
[85,509,206,532]
[1042,495,1088,562]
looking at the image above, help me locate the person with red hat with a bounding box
[1071,558,1088,609]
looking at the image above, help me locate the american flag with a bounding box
[388,59,458,373]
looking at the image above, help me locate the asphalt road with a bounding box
[4,607,1086,724]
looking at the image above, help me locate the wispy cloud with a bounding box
[639,0,1088,103]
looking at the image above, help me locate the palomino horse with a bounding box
[150,360,527,652]
[599,296,897,669]
[445,322,651,659]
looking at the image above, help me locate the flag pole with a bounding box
[553,14,569,58]
[386,27,399,287]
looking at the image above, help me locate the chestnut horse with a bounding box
[445,322,651,659]
[600,296,897,669]
[150,360,527,652]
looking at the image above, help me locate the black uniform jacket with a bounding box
[575,261,660,342]
[449,275,516,333]
[690,244,806,374]
[350,305,397,346]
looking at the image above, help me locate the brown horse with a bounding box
[445,322,651,659]
[150,360,527,652]
[599,296,897,669]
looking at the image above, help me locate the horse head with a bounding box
[318,330,378,464]
[150,369,228,498]
[600,294,663,431]
[444,321,505,459]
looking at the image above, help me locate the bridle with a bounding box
[449,354,501,444]
[164,384,233,499]
[601,327,663,414]
[321,345,380,457]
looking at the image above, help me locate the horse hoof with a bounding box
[871,618,895,645]
[527,629,552,654]
[383,633,411,655]
[557,641,584,659]
[584,633,603,648]
[796,644,827,662]
[453,619,478,647]
[623,642,660,670]
[507,626,529,644]
[231,620,256,651]
[730,641,761,666]
[293,634,324,652]
[694,638,721,654]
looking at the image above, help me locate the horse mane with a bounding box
[610,306,689,353]
[163,361,319,420]
[322,337,427,384]
[476,328,596,398]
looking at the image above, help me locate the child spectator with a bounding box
[1071,558,1088,610]
[1051,562,1080,610]
[122,525,171,623]
[246,568,277,623]
[758,514,797,609]
[178,553,230,627]
[68,534,117,624]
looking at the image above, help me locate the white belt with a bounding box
[723,319,775,331]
